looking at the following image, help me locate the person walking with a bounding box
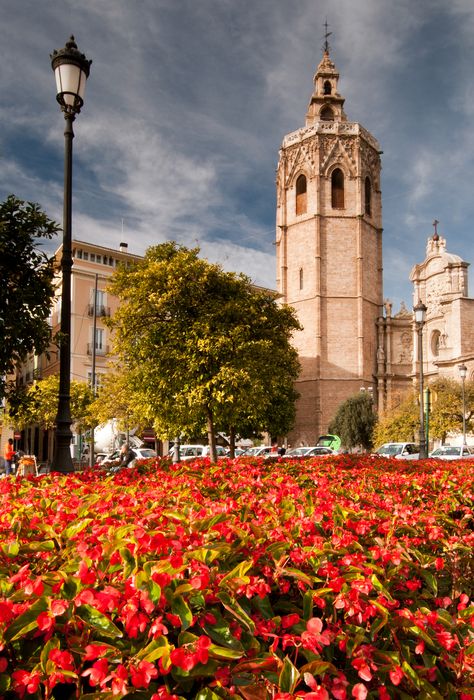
[4,438,15,476]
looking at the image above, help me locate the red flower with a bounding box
[84,644,109,661]
[111,664,128,695]
[12,670,41,697]
[82,658,109,686]
[389,665,404,686]
[49,648,75,671]
[37,611,54,635]
[130,660,158,688]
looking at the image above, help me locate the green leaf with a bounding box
[135,637,171,663]
[219,560,253,588]
[1,541,19,557]
[278,656,299,693]
[62,518,93,540]
[4,597,49,642]
[208,643,245,660]
[171,594,193,630]
[195,690,222,700]
[20,540,56,553]
[217,591,255,633]
[75,605,123,639]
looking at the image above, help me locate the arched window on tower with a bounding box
[296,174,307,215]
[331,168,344,208]
[323,80,332,95]
[365,176,372,216]
[320,106,334,121]
[299,267,304,290]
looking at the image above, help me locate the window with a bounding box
[90,253,96,263]
[87,371,103,391]
[296,174,307,215]
[90,289,105,315]
[320,106,334,121]
[365,176,372,216]
[331,168,344,208]
[323,80,332,95]
[94,328,104,351]
[299,267,304,290]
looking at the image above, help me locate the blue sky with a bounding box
[2,0,474,311]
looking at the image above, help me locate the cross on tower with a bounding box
[432,219,439,240]
[323,19,332,53]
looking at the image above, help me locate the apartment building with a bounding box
[12,240,142,462]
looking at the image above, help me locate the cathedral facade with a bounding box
[277,48,474,445]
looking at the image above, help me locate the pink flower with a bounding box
[352,683,368,700]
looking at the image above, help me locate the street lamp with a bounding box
[51,36,92,473]
[458,363,468,448]
[414,300,427,458]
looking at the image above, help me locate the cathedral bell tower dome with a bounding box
[275,41,383,445]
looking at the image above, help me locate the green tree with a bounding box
[88,371,148,434]
[328,392,377,451]
[373,378,474,449]
[0,195,58,399]
[373,393,419,447]
[106,242,301,460]
[8,375,94,434]
[428,377,474,442]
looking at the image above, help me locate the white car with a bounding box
[168,444,228,460]
[240,446,277,458]
[99,447,157,468]
[283,446,335,458]
[429,445,473,460]
[374,443,419,459]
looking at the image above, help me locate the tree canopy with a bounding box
[0,195,58,399]
[373,377,474,448]
[106,242,301,459]
[7,375,94,434]
[328,392,378,451]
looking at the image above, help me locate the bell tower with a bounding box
[276,45,383,445]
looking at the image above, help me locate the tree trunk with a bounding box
[207,409,217,462]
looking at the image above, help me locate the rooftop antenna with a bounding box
[323,19,332,53]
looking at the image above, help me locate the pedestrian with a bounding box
[4,438,15,477]
[109,443,136,473]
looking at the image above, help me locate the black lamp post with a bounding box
[458,363,468,448]
[51,36,92,472]
[414,300,427,458]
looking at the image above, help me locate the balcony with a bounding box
[86,344,109,356]
[87,304,110,317]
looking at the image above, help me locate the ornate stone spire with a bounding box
[305,30,346,126]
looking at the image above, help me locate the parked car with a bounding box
[168,444,228,460]
[99,447,157,468]
[374,442,420,459]
[240,445,276,458]
[283,446,335,459]
[429,445,474,460]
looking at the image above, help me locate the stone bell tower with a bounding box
[276,45,383,445]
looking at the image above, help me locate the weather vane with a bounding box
[323,19,332,53]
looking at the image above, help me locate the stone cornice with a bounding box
[282,121,380,152]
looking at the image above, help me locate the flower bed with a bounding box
[0,455,472,699]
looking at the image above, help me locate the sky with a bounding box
[2,0,474,311]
